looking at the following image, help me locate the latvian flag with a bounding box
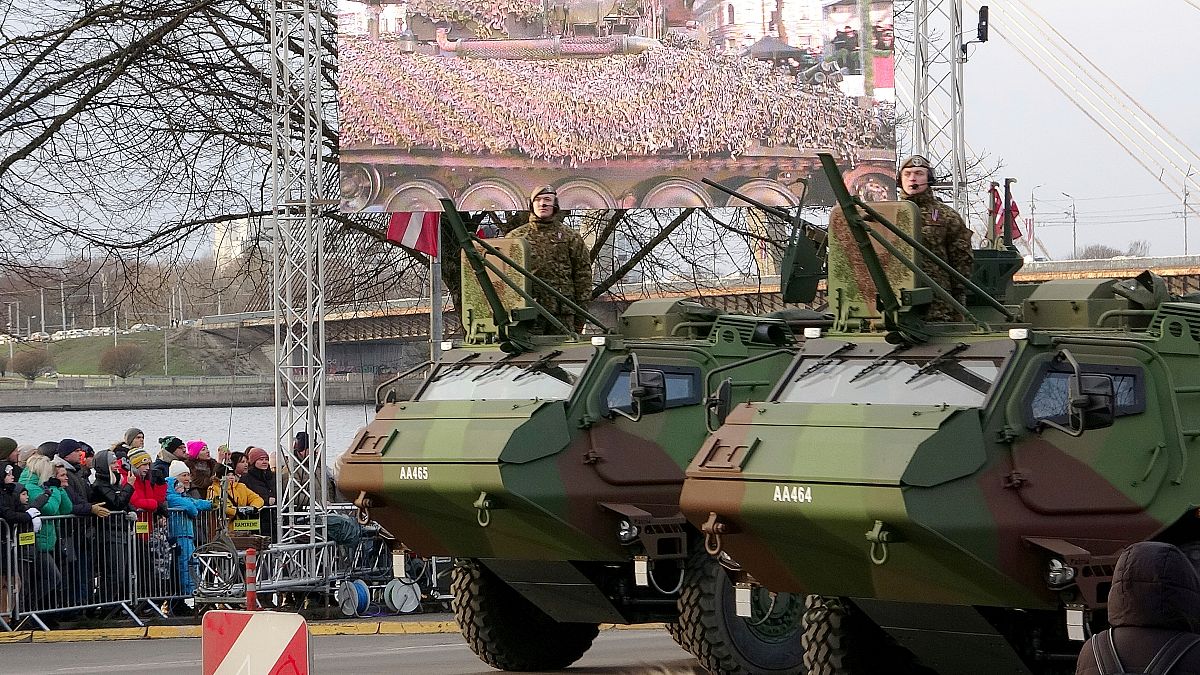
[386,212,440,256]
[988,185,1023,240]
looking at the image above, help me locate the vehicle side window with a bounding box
[604,365,701,412]
[1025,363,1144,428]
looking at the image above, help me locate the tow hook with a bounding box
[701,512,730,555]
[473,491,495,527]
[865,520,895,565]
[354,491,372,525]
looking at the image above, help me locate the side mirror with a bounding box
[633,369,667,416]
[611,353,666,421]
[1038,349,1115,437]
[705,378,733,432]
[1071,374,1115,431]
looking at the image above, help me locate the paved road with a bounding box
[0,629,705,674]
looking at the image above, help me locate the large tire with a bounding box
[451,560,600,671]
[676,548,806,674]
[801,596,854,674]
[802,596,932,675]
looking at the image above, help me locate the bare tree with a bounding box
[11,349,53,382]
[0,0,818,322]
[100,344,146,378]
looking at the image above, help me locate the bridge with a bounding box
[197,256,1200,370]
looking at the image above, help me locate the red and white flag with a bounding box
[386,212,439,256]
[989,185,1023,239]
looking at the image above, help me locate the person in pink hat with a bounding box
[183,440,217,497]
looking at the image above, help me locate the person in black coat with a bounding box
[90,450,135,602]
[1076,541,1200,674]
[241,447,276,539]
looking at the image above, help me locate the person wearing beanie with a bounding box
[54,438,108,609]
[897,154,973,322]
[152,436,186,487]
[17,454,72,604]
[166,461,212,607]
[127,446,167,538]
[185,440,216,495]
[37,441,59,459]
[127,447,151,472]
[15,444,36,471]
[89,449,134,602]
[0,437,18,487]
[111,427,144,461]
[241,446,277,537]
[504,185,592,334]
[168,459,190,481]
[125,428,144,450]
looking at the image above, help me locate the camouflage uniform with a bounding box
[506,215,592,333]
[903,189,973,321]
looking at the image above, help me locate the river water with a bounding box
[0,403,379,459]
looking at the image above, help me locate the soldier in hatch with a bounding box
[505,185,593,333]
[898,155,974,321]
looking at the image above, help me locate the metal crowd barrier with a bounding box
[5,512,142,630]
[0,501,403,628]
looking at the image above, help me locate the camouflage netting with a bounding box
[408,0,545,34]
[340,38,896,163]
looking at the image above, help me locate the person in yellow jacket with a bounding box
[207,471,264,522]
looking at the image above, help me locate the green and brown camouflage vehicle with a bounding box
[680,154,1200,673]
[337,201,825,673]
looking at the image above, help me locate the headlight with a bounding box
[1046,558,1076,587]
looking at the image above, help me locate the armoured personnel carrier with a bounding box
[680,154,1198,673]
[337,202,825,672]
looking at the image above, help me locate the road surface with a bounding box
[0,628,705,674]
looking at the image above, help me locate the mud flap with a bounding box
[480,559,626,624]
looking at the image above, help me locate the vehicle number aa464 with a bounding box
[772,485,812,503]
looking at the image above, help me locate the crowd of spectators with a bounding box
[339,37,896,167]
[0,431,284,620]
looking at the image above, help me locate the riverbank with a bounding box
[0,376,420,412]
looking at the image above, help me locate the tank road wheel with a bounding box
[676,548,806,674]
[451,560,600,671]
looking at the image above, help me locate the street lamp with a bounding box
[1062,192,1077,259]
[1030,185,1043,258]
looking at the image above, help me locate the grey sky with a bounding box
[963,0,1200,259]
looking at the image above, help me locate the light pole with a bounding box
[1185,166,1193,256]
[1062,192,1077,259]
[1030,184,1043,258]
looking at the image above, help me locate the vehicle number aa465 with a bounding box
[772,485,812,503]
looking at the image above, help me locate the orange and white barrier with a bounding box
[202,610,310,675]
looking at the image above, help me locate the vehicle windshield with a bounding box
[418,360,586,401]
[775,341,1011,407]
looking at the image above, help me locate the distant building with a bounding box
[693,0,823,52]
[213,218,273,271]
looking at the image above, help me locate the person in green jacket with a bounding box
[18,453,73,609]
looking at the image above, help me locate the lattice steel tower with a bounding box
[895,0,967,213]
[269,0,331,582]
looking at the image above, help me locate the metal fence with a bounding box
[0,374,377,390]
[0,503,408,630]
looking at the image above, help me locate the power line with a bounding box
[1011,0,1200,175]
[1037,191,1178,203]
[967,0,1200,223]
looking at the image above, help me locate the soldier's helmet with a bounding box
[529,185,559,215]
